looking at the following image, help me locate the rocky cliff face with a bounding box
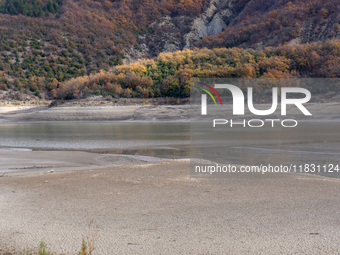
[299,17,340,44]
[183,0,233,49]
[129,0,340,61]
[133,0,234,59]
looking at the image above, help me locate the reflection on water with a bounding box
[92,146,191,159]
[0,122,190,159]
[190,121,340,177]
[0,121,339,176]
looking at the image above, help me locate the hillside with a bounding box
[0,0,210,86]
[197,0,340,49]
[0,0,340,101]
[44,40,340,101]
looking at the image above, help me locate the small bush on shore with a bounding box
[49,101,58,107]
[38,241,54,255]
[78,240,87,255]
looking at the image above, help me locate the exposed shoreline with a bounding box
[1,102,340,123]
[0,150,168,176]
[1,158,340,254]
[0,105,191,123]
[1,103,340,254]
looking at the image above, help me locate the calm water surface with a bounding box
[0,122,339,173]
[0,122,190,159]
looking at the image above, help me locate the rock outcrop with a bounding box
[128,0,340,60]
[183,0,233,49]
[134,0,234,59]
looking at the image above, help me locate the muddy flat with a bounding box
[1,158,340,254]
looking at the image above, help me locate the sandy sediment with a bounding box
[0,155,340,254]
[1,102,340,254]
[0,105,190,123]
[1,102,340,123]
[0,150,153,175]
[0,106,38,114]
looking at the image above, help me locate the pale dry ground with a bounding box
[0,107,36,114]
[0,102,340,123]
[1,154,340,254]
[0,151,151,175]
[0,105,190,123]
[1,103,340,254]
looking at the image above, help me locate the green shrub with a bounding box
[38,240,54,255]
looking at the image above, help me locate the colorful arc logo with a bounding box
[198,82,223,106]
[198,82,222,115]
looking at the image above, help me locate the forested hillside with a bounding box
[0,0,210,89]
[0,0,340,101]
[198,0,340,49]
[54,40,340,100]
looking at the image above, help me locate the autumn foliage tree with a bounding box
[47,39,340,99]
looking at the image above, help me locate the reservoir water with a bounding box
[0,122,190,159]
[0,121,339,176]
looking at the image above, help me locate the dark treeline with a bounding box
[0,0,63,17]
